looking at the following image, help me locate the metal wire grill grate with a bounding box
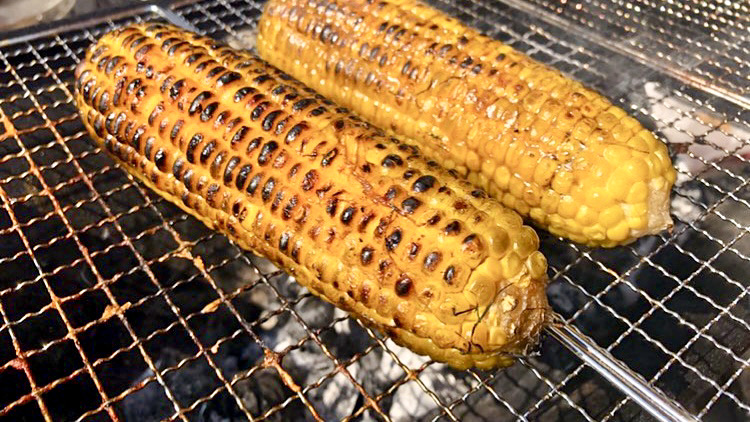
[0,0,747,421]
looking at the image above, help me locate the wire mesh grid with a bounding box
[0,0,747,421]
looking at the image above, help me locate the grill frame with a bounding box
[0,0,747,421]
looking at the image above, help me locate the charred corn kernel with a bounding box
[257,0,676,247]
[75,23,548,369]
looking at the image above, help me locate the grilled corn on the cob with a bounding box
[74,23,549,369]
[257,0,677,247]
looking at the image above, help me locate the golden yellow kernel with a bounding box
[481,157,497,179]
[433,328,458,349]
[586,187,613,211]
[607,221,631,242]
[501,192,515,209]
[523,184,542,207]
[627,181,649,203]
[647,155,663,176]
[376,291,398,318]
[533,157,557,186]
[570,184,587,204]
[570,117,596,141]
[599,205,626,228]
[575,205,599,227]
[540,191,560,213]
[556,108,582,132]
[611,123,633,142]
[522,90,548,113]
[434,297,465,325]
[606,171,632,201]
[488,228,511,257]
[666,167,677,184]
[529,117,551,138]
[607,106,627,119]
[465,277,497,307]
[627,136,650,153]
[539,128,567,151]
[500,252,523,279]
[396,299,417,324]
[557,195,578,219]
[516,152,538,181]
[529,207,546,223]
[623,158,650,181]
[582,225,606,241]
[604,144,632,164]
[515,199,530,216]
[596,112,619,131]
[628,215,649,230]
[509,175,525,198]
[621,116,641,131]
[527,251,548,279]
[466,149,481,171]
[538,98,564,122]
[551,170,574,194]
[513,226,540,258]
[412,313,430,338]
[468,321,489,345]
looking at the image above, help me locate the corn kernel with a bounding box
[522,90,548,113]
[558,195,578,219]
[623,158,650,181]
[599,205,626,228]
[523,184,542,207]
[529,207,545,223]
[516,152,538,181]
[488,228,511,257]
[466,149,481,171]
[513,226,540,258]
[533,157,557,186]
[575,206,598,226]
[465,276,497,307]
[603,144,632,164]
[587,187,613,211]
[551,170,574,194]
[500,252,523,279]
[540,191,560,213]
[596,112,619,130]
[526,251,547,279]
[509,175,525,198]
[627,136,650,153]
[469,322,489,345]
[628,215,649,230]
[606,221,631,242]
[538,98,564,122]
[582,225,606,241]
[627,181,649,203]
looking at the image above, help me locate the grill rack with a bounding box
[0,0,747,421]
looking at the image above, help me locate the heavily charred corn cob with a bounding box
[257,0,677,247]
[74,23,549,369]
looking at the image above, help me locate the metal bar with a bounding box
[546,322,698,422]
[495,0,750,109]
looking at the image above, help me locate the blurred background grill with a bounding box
[0,0,747,420]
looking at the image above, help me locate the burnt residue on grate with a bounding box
[0,0,748,421]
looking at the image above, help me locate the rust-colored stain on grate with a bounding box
[0,1,748,421]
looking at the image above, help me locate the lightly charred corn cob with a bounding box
[257,0,678,247]
[74,23,549,369]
